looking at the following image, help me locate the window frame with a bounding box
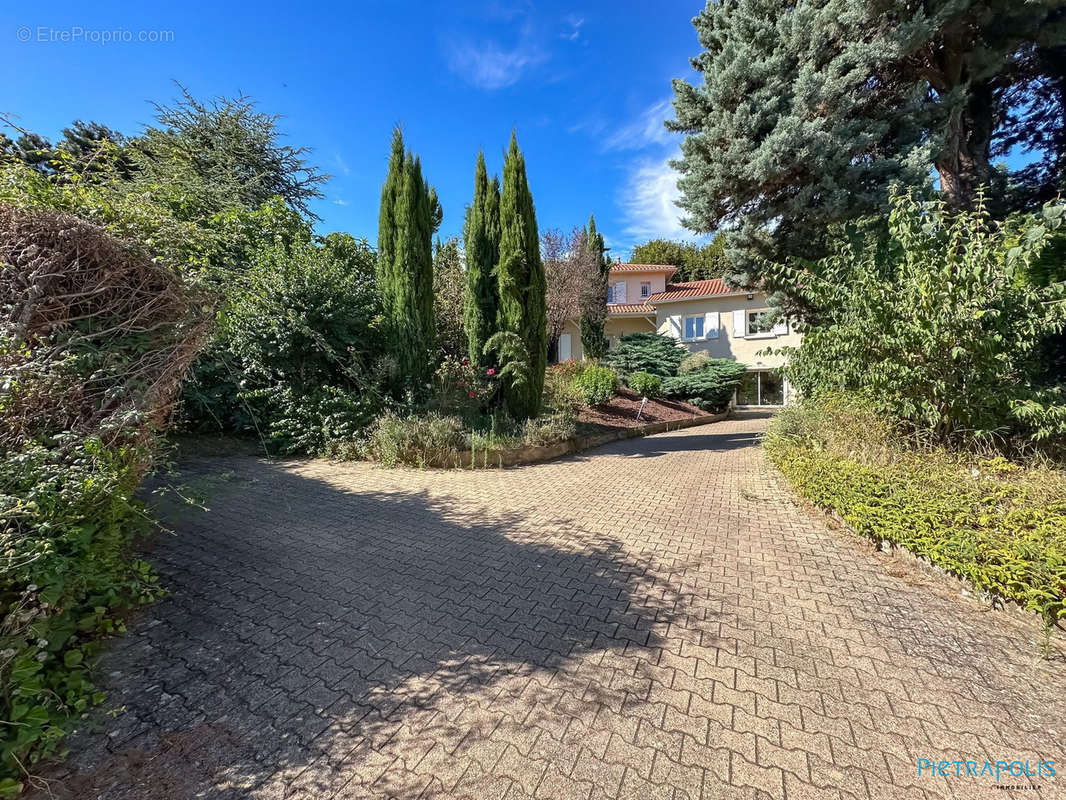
[683,314,705,341]
[639,281,651,298]
[746,309,776,337]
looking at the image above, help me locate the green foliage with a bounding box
[483,331,532,408]
[463,152,502,366]
[580,215,610,360]
[543,363,585,417]
[213,239,387,454]
[136,86,327,218]
[765,396,1066,624]
[364,412,466,468]
[1,205,200,791]
[662,360,747,411]
[376,128,439,394]
[606,333,687,379]
[630,235,727,282]
[432,237,467,360]
[669,0,1063,286]
[496,132,547,419]
[772,191,1066,449]
[427,355,499,421]
[627,371,662,399]
[572,365,618,407]
[678,352,711,375]
[0,442,160,793]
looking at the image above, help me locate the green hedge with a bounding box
[1,441,160,796]
[765,402,1066,624]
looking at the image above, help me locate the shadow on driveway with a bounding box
[38,457,697,799]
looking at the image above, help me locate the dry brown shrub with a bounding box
[0,203,209,461]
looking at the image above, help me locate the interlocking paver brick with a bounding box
[34,416,1066,799]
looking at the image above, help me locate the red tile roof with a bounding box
[609,263,677,275]
[607,302,655,315]
[648,279,740,302]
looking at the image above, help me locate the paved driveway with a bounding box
[42,416,1066,800]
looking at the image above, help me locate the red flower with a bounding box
[462,359,469,365]
[469,392,475,398]
[486,368,496,376]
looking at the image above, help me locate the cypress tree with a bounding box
[377,129,436,392]
[580,214,609,360]
[496,132,547,419]
[463,151,501,366]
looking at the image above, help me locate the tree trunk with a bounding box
[936,79,996,209]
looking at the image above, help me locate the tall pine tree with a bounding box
[463,150,501,366]
[377,128,437,392]
[580,215,610,360]
[669,0,1065,289]
[496,132,547,419]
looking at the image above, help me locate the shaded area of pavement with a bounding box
[34,417,1066,800]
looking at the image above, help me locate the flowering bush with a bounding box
[430,356,499,416]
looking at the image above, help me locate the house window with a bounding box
[683,315,704,340]
[640,282,651,298]
[607,285,615,303]
[747,310,775,335]
[736,370,785,406]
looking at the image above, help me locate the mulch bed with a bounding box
[576,388,707,434]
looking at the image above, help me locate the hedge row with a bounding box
[765,420,1066,624]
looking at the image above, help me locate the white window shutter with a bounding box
[614,281,627,304]
[668,315,682,339]
[773,316,788,335]
[733,309,746,337]
[704,311,719,339]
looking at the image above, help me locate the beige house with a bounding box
[558,264,802,407]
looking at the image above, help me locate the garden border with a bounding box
[774,475,1066,642]
[459,409,730,468]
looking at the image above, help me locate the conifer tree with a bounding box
[376,128,437,392]
[668,0,1064,288]
[495,132,547,418]
[463,151,501,366]
[580,215,610,360]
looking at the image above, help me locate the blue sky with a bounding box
[2,0,708,259]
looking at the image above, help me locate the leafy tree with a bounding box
[669,0,1065,287]
[606,333,688,378]
[580,215,610,360]
[433,237,467,359]
[496,132,547,419]
[463,151,501,366]
[630,235,727,282]
[376,128,438,394]
[772,190,1066,448]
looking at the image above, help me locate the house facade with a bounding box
[558,264,802,407]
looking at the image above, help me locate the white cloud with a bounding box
[332,198,349,206]
[561,15,584,41]
[618,153,689,243]
[445,37,545,90]
[602,98,676,152]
